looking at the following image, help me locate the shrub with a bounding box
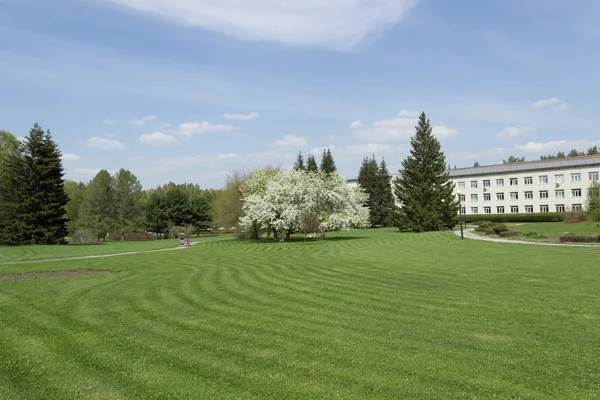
[558,235,599,243]
[463,212,564,224]
[475,222,491,232]
[493,223,508,234]
[107,232,156,241]
[499,230,523,237]
[485,229,495,235]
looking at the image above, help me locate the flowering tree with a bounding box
[240,169,369,240]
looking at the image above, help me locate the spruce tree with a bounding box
[393,112,459,232]
[79,170,114,241]
[306,154,319,173]
[320,149,337,175]
[0,124,69,244]
[357,156,378,226]
[0,140,26,245]
[293,151,305,171]
[373,158,395,226]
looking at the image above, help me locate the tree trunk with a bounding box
[285,230,291,241]
[320,228,326,240]
[273,229,278,241]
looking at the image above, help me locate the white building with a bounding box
[348,155,600,215]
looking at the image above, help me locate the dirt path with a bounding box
[0,240,212,267]
[0,270,112,281]
[454,228,600,248]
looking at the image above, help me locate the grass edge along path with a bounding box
[456,228,600,247]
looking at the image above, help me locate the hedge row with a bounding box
[558,235,600,243]
[463,212,566,223]
[499,230,523,237]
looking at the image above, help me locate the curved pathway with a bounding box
[454,228,599,248]
[0,238,228,267]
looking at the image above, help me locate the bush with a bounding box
[485,229,495,235]
[475,222,491,232]
[499,230,523,237]
[463,212,564,224]
[493,223,508,234]
[107,232,156,241]
[558,235,600,243]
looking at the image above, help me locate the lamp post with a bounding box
[457,190,464,239]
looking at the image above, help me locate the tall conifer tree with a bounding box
[293,151,305,171]
[320,148,337,175]
[393,113,458,231]
[306,154,319,173]
[373,158,395,226]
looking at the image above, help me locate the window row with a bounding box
[457,172,599,190]
[462,204,582,214]
[459,189,583,202]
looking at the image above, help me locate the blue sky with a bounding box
[1,0,599,189]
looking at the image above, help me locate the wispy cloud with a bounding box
[224,112,259,121]
[398,110,420,118]
[497,126,537,140]
[138,131,179,146]
[274,134,308,148]
[83,136,126,150]
[218,153,238,159]
[99,0,421,51]
[177,121,238,138]
[61,153,82,161]
[516,140,600,153]
[103,119,116,125]
[130,115,158,125]
[350,112,458,142]
[532,98,570,111]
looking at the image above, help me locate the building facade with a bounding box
[348,155,600,215]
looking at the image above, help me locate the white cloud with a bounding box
[532,98,570,111]
[61,153,82,161]
[497,126,537,140]
[433,126,458,139]
[177,121,238,137]
[16,136,26,142]
[83,136,126,150]
[130,115,158,125]
[98,0,420,51]
[398,110,420,117]
[104,132,118,138]
[72,168,102,176]
[218,153,238,159]
[516,139,600,153]
[224,112,259,121]
[349,120,364,129]
[103,119,116,125]
[138,131,179,146]
[274,134,308,148]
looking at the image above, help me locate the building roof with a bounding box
[447,155,600,177]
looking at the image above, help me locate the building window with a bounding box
[483,180,491,188]
[484,206,492,214]
[571,173,581,183]
[556,204,565,212]
[458,194,465,202]
[524,176,533,185]
[460,207,466,214]
[555,189,565,199]
[497,206,505,214]
[572,189,582,198]
[539,175,548,184]
[470,194,478,202]
[589,172,599,181]
[470,180,478,188]
[510,178,518,186]
[510,206,519,213]
[458,181,465,190]
[510,192,519,200]
[539,190,549,199]
[525,191,533,199]
[525,205,534,213]
[540,205,549,213]
[496,179,504,187]
[573,204,583,211]
[496,193,504,201]
[471,207,478,214]
[483,193,491,201]
[555,174,564,184]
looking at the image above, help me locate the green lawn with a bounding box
[0,235,227,264]
[507,221,600,237]
[1,229,599,398]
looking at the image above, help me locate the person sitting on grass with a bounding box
[186,238,191,246]
[180,237,185,246]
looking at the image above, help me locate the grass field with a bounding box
[1,229,599,398]
[0,236,226,264]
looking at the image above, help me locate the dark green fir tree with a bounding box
[306,154,319,173]
[320,148,337,175]
[293,151,305,171]
[373,158,395,226]
[392,112,459,232]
